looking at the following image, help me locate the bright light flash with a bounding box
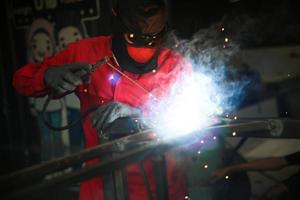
[109,74,115,80]
[146,72,224,138]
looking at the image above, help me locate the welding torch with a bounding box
[88,56,110,73]
[42,56,110,131]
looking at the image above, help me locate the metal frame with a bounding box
[1,119,300,200]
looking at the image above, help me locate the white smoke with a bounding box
[145,22,250,138]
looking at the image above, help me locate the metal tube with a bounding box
[0,131,156,186]
[3,119,296,199]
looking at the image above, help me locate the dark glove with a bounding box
[44,63,91,96]
[92,101,142,134]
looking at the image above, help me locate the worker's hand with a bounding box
[92,101,142,133]
[210,167,231,184]
[44,63,91,96]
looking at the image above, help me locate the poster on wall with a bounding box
[11,0,106,63]
[12,0,101,37]
[10,0,107,161]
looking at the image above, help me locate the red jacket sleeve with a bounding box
[13,43,76,97]
[151,51,193,99]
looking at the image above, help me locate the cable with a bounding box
[42,94,100,131]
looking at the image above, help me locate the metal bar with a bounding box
[0,131,156,186]
[153,155,169,200]
[102,153,116,200]
[224,119,300,138]
[3,140,164,200]
[3,119,296,199]
[114,167,128,200]
[1,121,270,187]
[233,137,248,152]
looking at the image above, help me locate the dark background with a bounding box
[1,0,300,174]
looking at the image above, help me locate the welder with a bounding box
[13,0,191,199]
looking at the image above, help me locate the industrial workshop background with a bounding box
[0,0,300,200]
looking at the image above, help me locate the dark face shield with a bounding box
[115,0,168,47]
[112,0,168,73]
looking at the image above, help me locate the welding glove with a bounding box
[44,63,91,96]
[92,101,142,134]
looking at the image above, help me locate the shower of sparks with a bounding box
[142,26,246,140]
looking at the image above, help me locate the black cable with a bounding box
[42,95,99,131]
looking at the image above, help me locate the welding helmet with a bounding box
[112,0,168,74]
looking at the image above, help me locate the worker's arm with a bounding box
[13,43,90,97]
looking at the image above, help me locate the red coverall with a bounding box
[13,36,190,200]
